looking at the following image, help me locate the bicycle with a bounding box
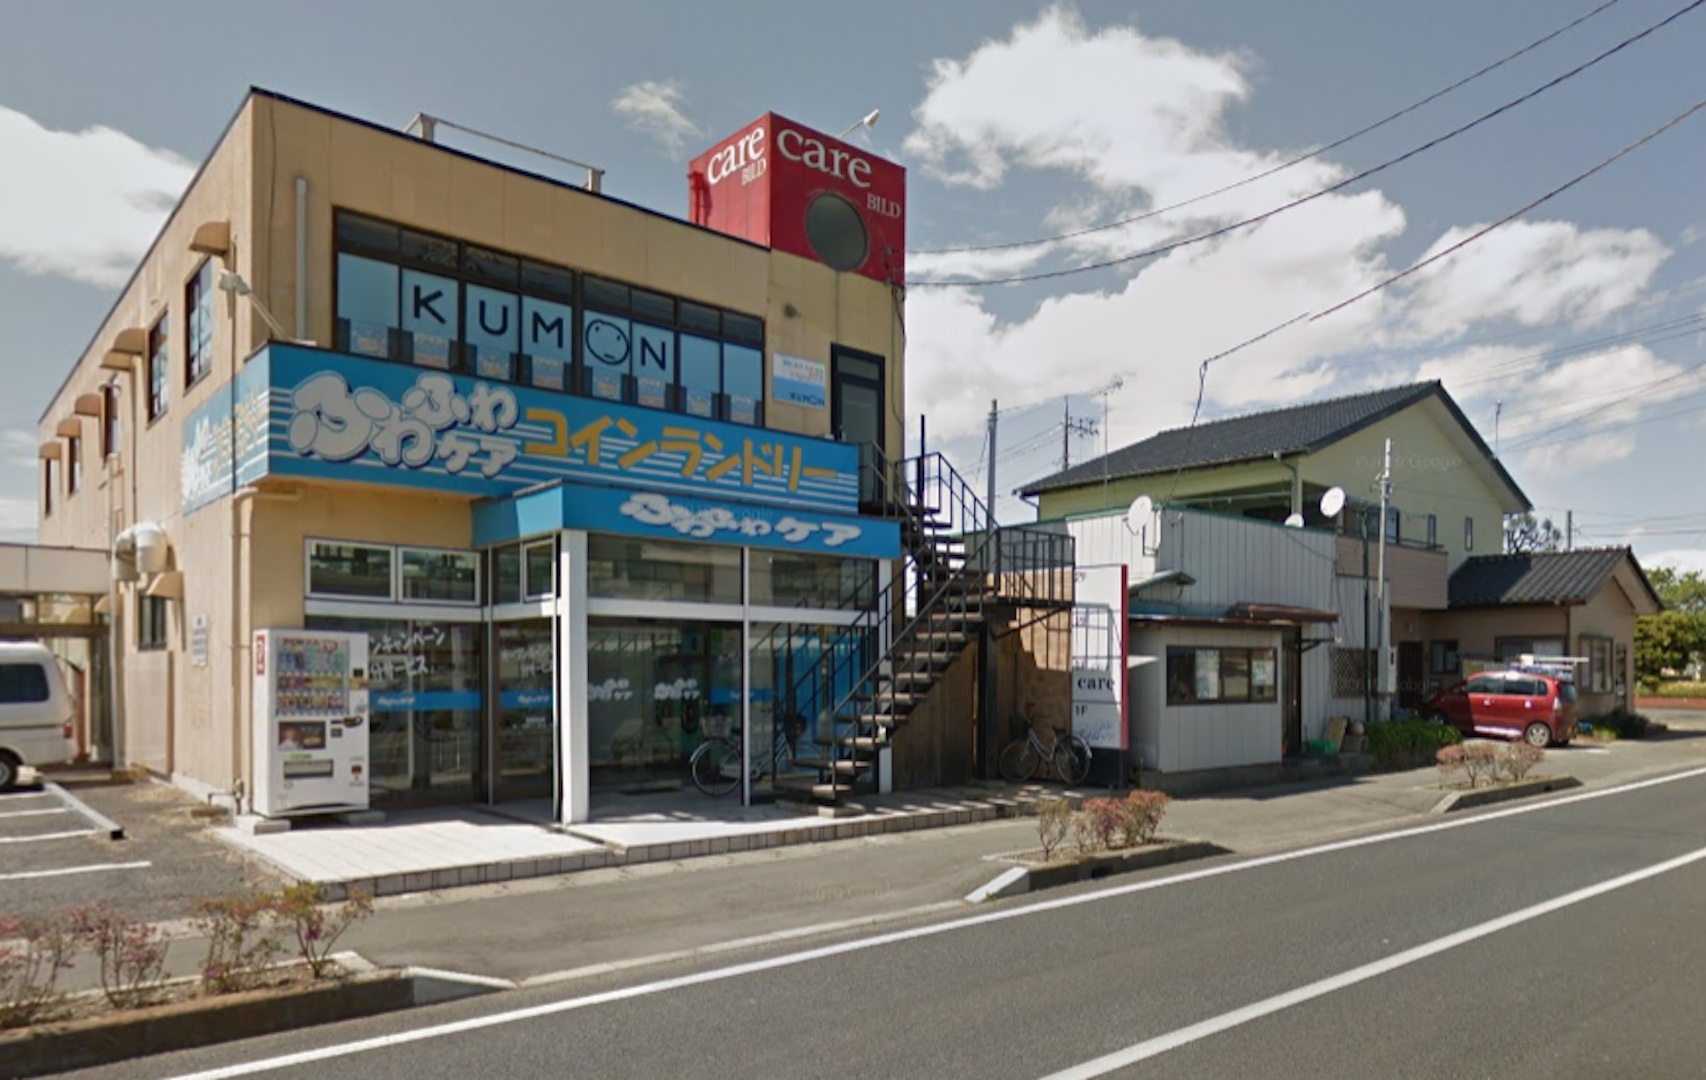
[999,716,1092,784]
[690,714,805,796]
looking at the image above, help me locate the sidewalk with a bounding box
[192,719,1706,986]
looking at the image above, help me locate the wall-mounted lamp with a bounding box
[217,270,291,341]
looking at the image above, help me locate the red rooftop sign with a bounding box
[688,113,905,286]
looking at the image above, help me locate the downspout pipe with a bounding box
[1273,451,1302,519]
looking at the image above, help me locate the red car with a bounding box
[1424,670,1578,748]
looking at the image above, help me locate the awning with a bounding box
[144,570,183,600]
[1224,602,1338,624]
[1129,568,1196,594]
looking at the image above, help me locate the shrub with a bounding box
[1590,706,1656,740]
[271,884,374,980]
[0,913,79,1028]
[1036,797,1072,861]
[194,891,286,995]
[1070,809,1103,854]
[1079,798,1125,851]
[1366,720,1462,767]
[68,903,168,1010]
[1119,790,1170,845]
[1436,744,1465,787]
[1460,743,1499,788]
[1499,743,1544,783]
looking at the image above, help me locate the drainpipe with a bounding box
[1273,451,1302,519]
[231,485,304,814]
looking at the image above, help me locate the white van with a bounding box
[0,642,75,789]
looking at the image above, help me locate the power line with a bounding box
[912,0,1704,288]
[912,0,1626,257]
[1312,92,1706,321]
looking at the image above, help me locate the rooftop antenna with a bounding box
[1494,399,1503,457]
[1092,376,1124,510]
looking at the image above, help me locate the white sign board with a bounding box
[190,614,209,668]
[1070,564,1128,751]
[772,353,828,410]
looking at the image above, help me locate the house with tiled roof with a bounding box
[1019,380,1639,781]
[1430,547,1661,715]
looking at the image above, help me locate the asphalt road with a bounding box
[53,763,1706,1080]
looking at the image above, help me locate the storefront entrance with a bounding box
[493,618,554,803]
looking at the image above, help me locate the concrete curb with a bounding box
[968,840,1231,901]
[43,781,123,840]
[1430,775,1583,814]
[0,963,500,1079]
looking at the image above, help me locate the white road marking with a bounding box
[1039,841,1706,1078]
[0,807,69,819]
[157,765,1706,1080]
[0,828,97,844]
[0,860,151,881]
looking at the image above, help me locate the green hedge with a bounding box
[1365,719,1462,767]
[1642,681,1706,699]
[1584,706,1659,739]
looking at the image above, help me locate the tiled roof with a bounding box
[1022,382,1442,495]
[1447,548,1654,608]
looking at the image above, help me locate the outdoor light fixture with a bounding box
[217,270,291,341]
[837,109,880,139]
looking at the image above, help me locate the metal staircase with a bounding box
[762,449,1073,804]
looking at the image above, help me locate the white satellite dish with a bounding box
[1320,486,1346,518]
[1126,495,1154,534]
[1284,513,1305,528]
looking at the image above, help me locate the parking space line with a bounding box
[0,807,69,819]
[0,828,100,844]
[44,781,125,840]
[0,790,52,801]
[0,861,151,881]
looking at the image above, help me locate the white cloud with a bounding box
[0,497,36,544]
[899,4,1677,479]
[0,429,38,471]
[610,80,703,157]
[0,105,193,288]
[1642,547,1706,576]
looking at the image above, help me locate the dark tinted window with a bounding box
[1465,676,1502,695]
[1557,682,1578,704]
[583,276,630,312]
[0,663,49,704]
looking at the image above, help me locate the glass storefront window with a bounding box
[307,541,393,599]
[588,619,742,792]
[496,620,555,801]
[587,536,740,604]
[400,548,479,604]
[307,616,484,806]
[524,540,556,600]
[748,552,876,610]
[492,545,523,605]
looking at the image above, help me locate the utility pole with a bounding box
[986,400,998,543]
[1061,397,1098,472]
[1376,438,1393,717]
[1566,510,1573,551]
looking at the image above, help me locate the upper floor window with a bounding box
[146,315,169,422]
[1464,516,1474,551]
[66,436,80,495]
[186,260,214,387]
[1384,506,1400,544]
[102,384,120,459]
[139,595,170,651]
[332,211,766,427]
[41,459,54,517]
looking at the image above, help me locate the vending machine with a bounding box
[251,629,370,818]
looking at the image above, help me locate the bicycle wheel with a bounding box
[1055,736,1092,785]
[999,739,1041,782]
[690,738,742,796]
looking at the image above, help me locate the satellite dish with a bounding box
[1126,495,1154,534]
[1320,486,1346,518]
[1284,513,1305,528]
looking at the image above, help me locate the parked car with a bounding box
[1424,669,1578,748]
[0,642,76,789]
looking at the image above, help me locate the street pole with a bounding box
[1362,505,1372,728]
[986,400,997,542]
[1376,438,1392,718]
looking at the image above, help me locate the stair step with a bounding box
[791,756,864,776]
[838,735,884,752]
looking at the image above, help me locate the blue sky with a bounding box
[1,1,1703,568]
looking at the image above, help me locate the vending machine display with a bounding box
[252,629,370,817]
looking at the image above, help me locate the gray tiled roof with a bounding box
[1021,382,1441,495]
[1448,548,1654,608]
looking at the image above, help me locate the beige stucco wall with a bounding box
[37,91,908,793]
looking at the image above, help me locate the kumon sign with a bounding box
[688,113,906,286]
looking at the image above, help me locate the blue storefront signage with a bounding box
[473,482,900,559]
[178,358,284,514]
[368,690,483,713]
[238,344,859,514]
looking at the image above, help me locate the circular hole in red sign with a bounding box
[804,192,868,272]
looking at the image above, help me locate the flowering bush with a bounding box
[1499,743,1545,782]
[194,891,286,995]
[1436,744,1466,787]
[271,884,375,979]
[1036,797,1072,861]
[0,913,79,1028]
[68,903,168,1010]
[1078,798,1127,852]
[1437,742,1544,787]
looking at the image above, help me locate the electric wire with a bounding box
[912,0,1705,288]
[911,0,1626,256]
